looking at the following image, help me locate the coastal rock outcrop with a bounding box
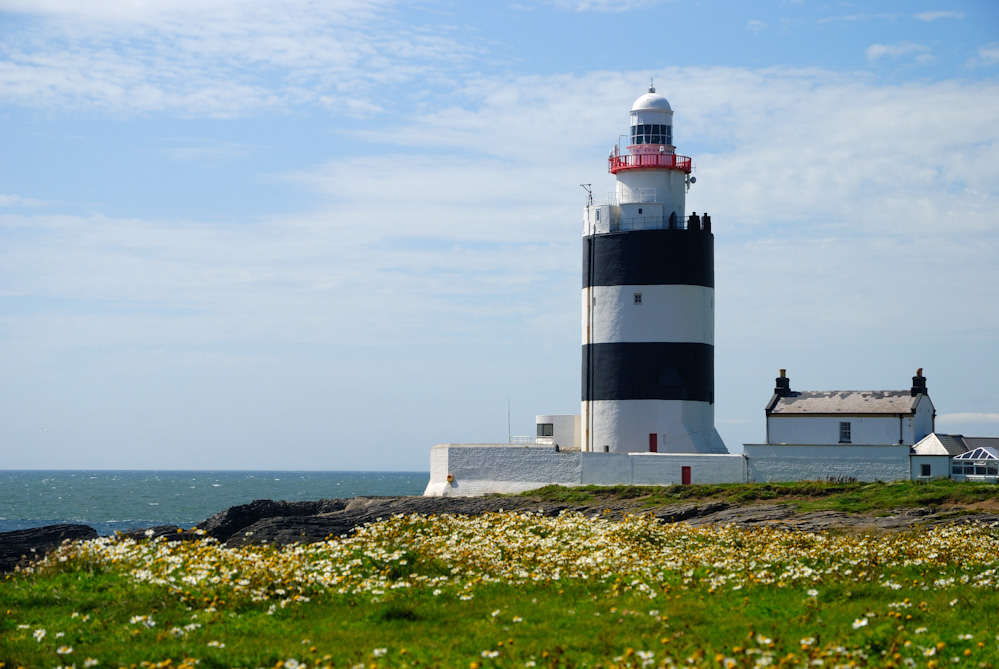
[210,496,999,547]
[0,524,98,572]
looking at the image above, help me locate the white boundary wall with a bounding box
[743,444,911,482]
[425,444,746,496]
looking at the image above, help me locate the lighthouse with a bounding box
[581,85,727,455]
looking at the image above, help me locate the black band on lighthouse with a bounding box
[583,228,714,288]
[582,341,714,402]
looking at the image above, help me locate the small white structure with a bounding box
[765,369,934,447]
[534,414,581,449]
[911,433,969,479]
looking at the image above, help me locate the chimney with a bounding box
[774,369,791,397]
[911,367,927,397]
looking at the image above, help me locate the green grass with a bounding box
[3,512,999,668]
[516,479,999,514]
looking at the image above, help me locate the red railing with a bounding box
[609,153,692,174]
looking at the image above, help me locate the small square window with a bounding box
[638,208,643,214]
[633,293,642,305]
[920,464,931,477]
[839,421,851,443]
[537,423,554,437]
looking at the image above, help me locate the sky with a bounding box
[1,0,997,471]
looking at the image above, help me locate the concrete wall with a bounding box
[630,453,746,485]
[426,442,928,496]
[425,444,581,497]
[426,444,746,496]
[744,444,912,482]
[910,455,950,480]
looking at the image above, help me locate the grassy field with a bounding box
[3,505,999,668]
[517,479,999,514]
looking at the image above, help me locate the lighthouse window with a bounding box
[633,292,642,305]
[537,423,554,437]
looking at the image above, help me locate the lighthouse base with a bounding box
[582,399,728,454]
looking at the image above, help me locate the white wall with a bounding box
[910,455,950,480]
[426,444,746,496]
[768,415,910,446]
[744,444,912,482]
[913,396,935,443]
[425,444,580,497]
[630,453,746,485]
[536,414,580,450]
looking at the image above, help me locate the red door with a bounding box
[681,466,691,485]
[649,433,657,453]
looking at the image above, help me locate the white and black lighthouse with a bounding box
[581,86,727,455]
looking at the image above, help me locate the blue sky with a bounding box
[2,0,997,470]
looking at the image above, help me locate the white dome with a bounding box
[631,87,672,112]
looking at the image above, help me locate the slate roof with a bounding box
[912,433,970,456]
[767,390,921,415]
[963,437,999,452]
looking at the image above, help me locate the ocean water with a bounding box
[0,470,429,536]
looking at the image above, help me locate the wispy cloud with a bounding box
[160,140,263,165]
[913,11,965,22]
[543,0,665,11]
[937,413,999,424]
[747,20,767,33]
[865,42,932,63]
[967,42,999,68]
[0,193,47,207]
[0,0,477,117]
[817,13,899,24]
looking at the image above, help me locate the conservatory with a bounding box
[951,447,999,482]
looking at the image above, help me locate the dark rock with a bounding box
[196,494,999,549]
[197,498,350,542]
[0,524,97,573]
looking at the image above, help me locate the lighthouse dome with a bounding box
[631,87,672,112]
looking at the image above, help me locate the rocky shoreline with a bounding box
[4,494,998,573]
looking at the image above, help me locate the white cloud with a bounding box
[747,20,767,33]
[543,0,665,11]
[967,43,999,68]
[865,42,932,63]
[2,64,997,463]
[938,413,999,424]
[0,0,476,117]
[913,11,964,21]
[0,193,47,206]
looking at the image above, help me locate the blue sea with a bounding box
[0,471,429,536]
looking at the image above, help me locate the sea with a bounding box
[0,471,429,536]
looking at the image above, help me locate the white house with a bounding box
[765,369,934,446]
[743,369,935,483]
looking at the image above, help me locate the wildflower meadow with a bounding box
[3,511,999,668]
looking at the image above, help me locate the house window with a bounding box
[537,423,554,437]
[638,208,642,214]
[595,210,600,220]
[633,293,642,305]
[839,422,851,443]
[920,464,931,477]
